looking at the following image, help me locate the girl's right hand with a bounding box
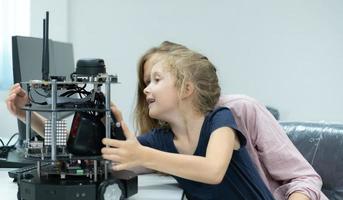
[6,83,28,119]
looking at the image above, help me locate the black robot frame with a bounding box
[17,74,137,200]
[14,12,137,200]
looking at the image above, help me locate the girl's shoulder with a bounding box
[206,107,234,123]
[204,107,247,147]
[137,128,174,151]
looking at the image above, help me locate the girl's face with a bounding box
[143,57,179,120]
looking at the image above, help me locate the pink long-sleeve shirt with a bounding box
[217,95,328,200]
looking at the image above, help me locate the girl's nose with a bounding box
[143,85,150,95]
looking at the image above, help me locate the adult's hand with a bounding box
[6,83,28,119]
[288,192,310,200]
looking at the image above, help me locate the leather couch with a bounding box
[280,121,343,200]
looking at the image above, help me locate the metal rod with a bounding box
[37,160,41,178]
[104,75,111,180]
[104,163,108,180]
[94,160,98,182]
[105,75,111,139]
[51,79,57,161]
[25,110,31,146]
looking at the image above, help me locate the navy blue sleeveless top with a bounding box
[138,107,275,200]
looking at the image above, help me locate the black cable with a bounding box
[181,191,186,200]
[0,133,19,159]
[78,84,87,90]
[6,132,19,146]
[59,85,90,99]
[0,133,19,147]
[33,88,48,98]
[29,90,47,105]
[0,138,4,146]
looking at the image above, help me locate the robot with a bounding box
[17,58,137,200]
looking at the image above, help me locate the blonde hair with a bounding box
[134,41,220,134]
[165,49,220,114]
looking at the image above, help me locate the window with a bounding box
[0,0,30,90]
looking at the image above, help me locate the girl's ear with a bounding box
[181,81,195,99]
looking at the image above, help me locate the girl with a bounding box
[131,41,327,200]
[101,47,275,199]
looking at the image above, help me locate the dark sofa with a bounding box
[280,121,343,200]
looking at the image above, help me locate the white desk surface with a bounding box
[0,168,183,200]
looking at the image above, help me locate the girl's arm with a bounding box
[102,123,236,184]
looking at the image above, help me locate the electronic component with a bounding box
[44,120,67,146]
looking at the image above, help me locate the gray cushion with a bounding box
[280,122,343,200]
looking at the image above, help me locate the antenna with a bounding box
[42,11,49,81]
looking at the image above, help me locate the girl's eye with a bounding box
[151,76,160,83]
[144,79,150,86]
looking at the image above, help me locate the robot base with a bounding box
[18,172,138,200]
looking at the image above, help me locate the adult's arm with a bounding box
[218,95,325,200]
[6,83,46,136]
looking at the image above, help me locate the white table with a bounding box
[0,169,19,200]
[0,168,183,200]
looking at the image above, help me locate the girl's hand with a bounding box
[102,109,145,171]
[6,83,28,119]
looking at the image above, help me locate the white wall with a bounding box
[67,0,343,123]
[0,92,19,140]
[0,0,70,139]
[2,0,343,140]
[30,0,69,42]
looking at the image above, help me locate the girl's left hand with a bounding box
[101,120,144,171]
